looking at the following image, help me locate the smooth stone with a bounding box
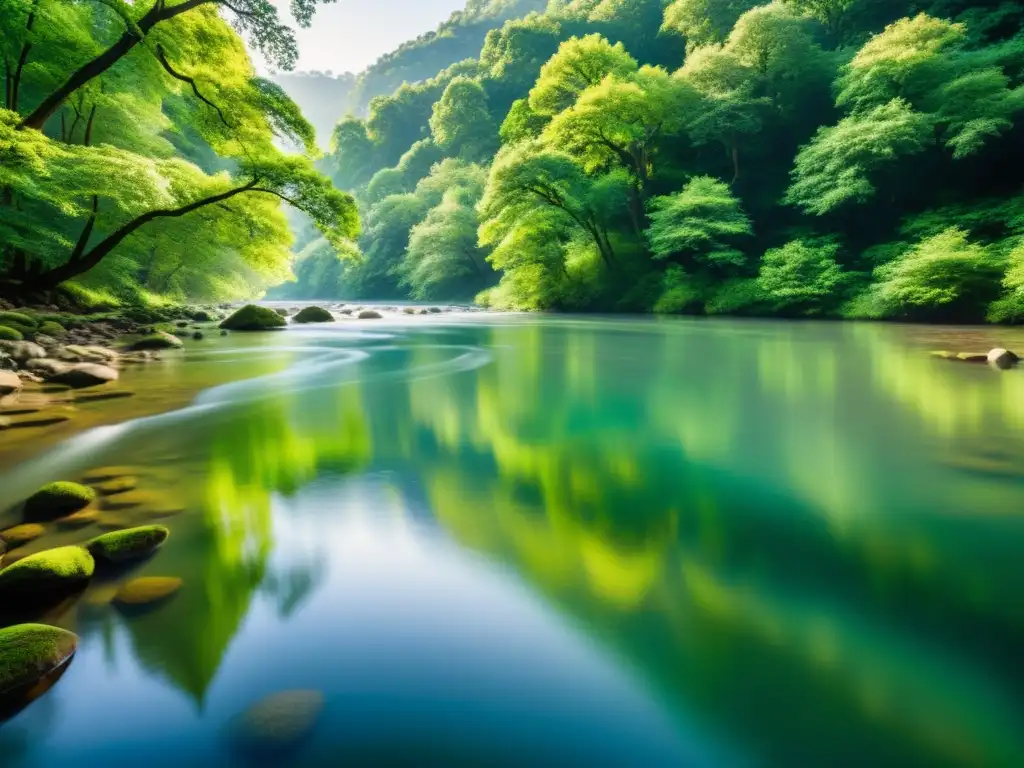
[55,345,117,364]
[987,348,1019,369]
[292,306,334,324]
[229,690,324,753]
[54,509,100,529]
[0,524,46,549]
[0,624,78,696]
[0,341,46,364]
[220,305,286,331]
[100,490,157,511]
[114,576,182,606]
[0,370,22,397]
[81,466,141,483]
[50,363,119,389]
[127,331,183,351]
[357,310,382,320]
[25,358,71,376]
[92,476,138,496]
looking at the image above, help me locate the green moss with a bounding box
[128,331,183,350]
[38,321,66,336]
[220,305,287,331]
[0,325,24,341]
[0,546,94,599]
[0,312,38,329]
[0,623,78,695]
[87,525,169,563]
[24,481,97,521]
[292,306,335,324]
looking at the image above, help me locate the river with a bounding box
[1,310,1024,766]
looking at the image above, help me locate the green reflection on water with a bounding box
[5,316,1024,764]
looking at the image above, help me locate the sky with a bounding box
[267,0,467,75]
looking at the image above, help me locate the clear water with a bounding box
[2,313,1024,766]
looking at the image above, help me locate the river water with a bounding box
[1,311,1024,766]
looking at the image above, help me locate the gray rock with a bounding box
[26,358,72,376]
[0,340,46,364]
[0,370,22,397]
[987,348,1019,370]
[50,363,119,389]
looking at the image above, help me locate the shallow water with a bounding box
[2,312,1024,766]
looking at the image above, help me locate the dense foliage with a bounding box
[1,0,357,303]
[282,0,1023,321]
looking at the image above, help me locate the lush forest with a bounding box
[2,1,1024,323]
[274,0,1024,324]
[1,0,357,305]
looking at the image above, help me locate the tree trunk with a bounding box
[9,2,37,113]
[730,142,740,185]
[25,179,259,290]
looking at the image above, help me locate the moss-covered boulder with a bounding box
[0,312,38,329]
[220,305,286,331]
[38,321,66,337]
[229,690,324,753]
[23,481,97,521]
[0,325,24,341]
[0,623,78,695]
[0,546,94,600]
[0,524,46,549]
[292,306,334,324]
[127,331,183,351]
[114,576,182,606]
[357,310,382,320]
[86,525,169,563]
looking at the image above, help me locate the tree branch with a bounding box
[155,44,230,129]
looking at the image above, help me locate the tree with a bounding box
[329,118,379,191]
[429,76,499,161]
[644,176,752,270]
[527,34,637,115]
[872,227,1004,321]
[757,238,854,315]
[784,99,932,214]
[480,141,628,270]
[662,0,758,49]
[500,98,550,145]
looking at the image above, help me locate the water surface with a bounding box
[2,313,1024,766]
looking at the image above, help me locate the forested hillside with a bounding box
[269,71,357,147]
[280,0,1024,324]
[1,0,356,305]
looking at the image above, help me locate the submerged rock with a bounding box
[24,481,97,521]
[292,306,334,324]
[87,525,169,563]
[114,576,182,606]
[81,466,140,483]
[0,623,77,696]
[127,331,182,351]
[92,476,138,496]
[220,305,286,331]
[100,490,157,511]
[229,690,324,753]
[0,546,94,600]
[0,524,46,549]
[357,310,382,320]
[987,348,1019,369]
[54,509,100,529]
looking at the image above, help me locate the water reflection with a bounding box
[2,316,1024,765]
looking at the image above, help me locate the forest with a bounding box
[3,1,1024,323]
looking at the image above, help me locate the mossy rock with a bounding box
[38,321,66,337]
[23,481,97,521]
[0,312,38,329]
[86,525,169,563]
[127,331,183,351]
[191,310,213,322]
[292,306,334,324]
[229,690,324,753]
[0,623,78,696]
[220,305,287,331]
[114,576,182,606]
[0,524,46,549]
[357,310,382,320]
[0,325,24,341]
[0,546,94,600]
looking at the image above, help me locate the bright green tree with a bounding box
[527,34,638,115]
[757,238,854,315]
[429,76,499,161]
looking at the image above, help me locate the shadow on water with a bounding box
[2,315,1024,765]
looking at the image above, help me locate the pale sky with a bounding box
[267,0,466,74]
